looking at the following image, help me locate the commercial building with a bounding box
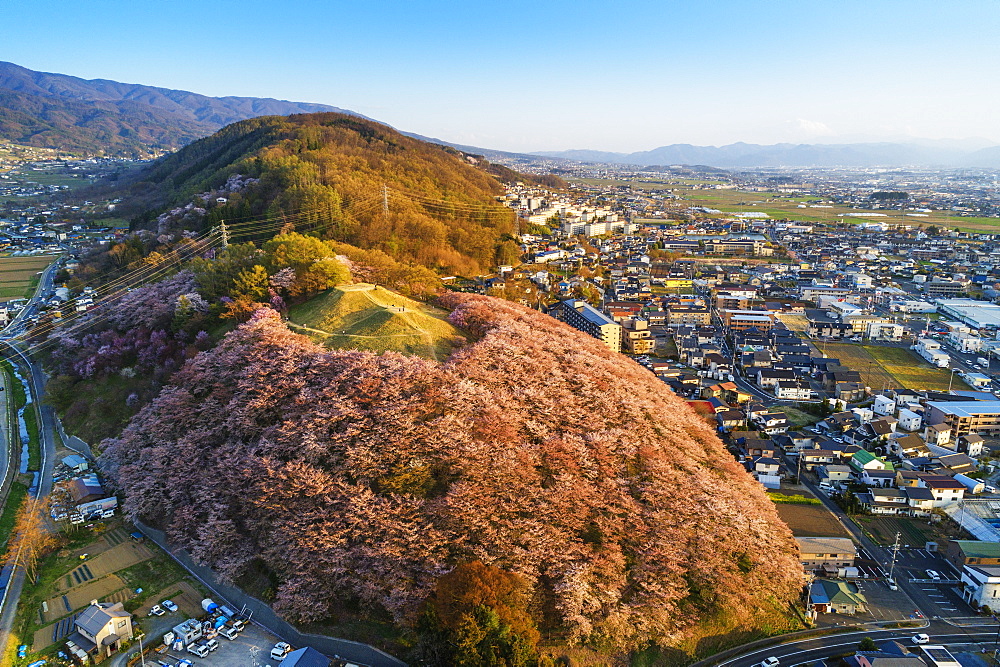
[936,298,1000,329]
[720,309,776,332]
[925,400,1000,438]
[558,300,623,353]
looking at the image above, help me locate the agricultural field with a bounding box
[572,177,1000,232]
[775,313,808,332]
[820,342,969,392]
[771,489,851,539]
[0,255,55,301]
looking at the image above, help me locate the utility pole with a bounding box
[219,220,229,249]
[888,531,901,583]
[382,184,389,218]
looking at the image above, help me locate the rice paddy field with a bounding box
[573,177,1000,232]
[820,342,970,392]
[0,255,55,301]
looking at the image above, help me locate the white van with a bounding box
[187,643,209,658]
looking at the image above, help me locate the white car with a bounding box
[760,658,779,667]
[162,599,178,613]
[912,634,930,644]
[148,604,164,617]
[926,570,941,580]
[271,642,292,660]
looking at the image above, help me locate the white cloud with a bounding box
[793,118,834,136]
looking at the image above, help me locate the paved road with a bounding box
[0,257,63,647]
[720,624,1000,667]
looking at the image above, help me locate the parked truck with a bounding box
[955,473,986,495]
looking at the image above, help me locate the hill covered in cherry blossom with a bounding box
[101,292,802,662]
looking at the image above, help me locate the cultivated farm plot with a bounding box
[864,345,969,392]
[857,516,935,548]
[820,343,969,392]
[775,313,808,332]
[0,255,55,301]
[820,343,899,390]
[773,500,851,539]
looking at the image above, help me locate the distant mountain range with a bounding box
[533,141,1000,168]
[0,61,363,155]
[4,60,1000,168]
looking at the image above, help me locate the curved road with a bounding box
[722,623,1000,667]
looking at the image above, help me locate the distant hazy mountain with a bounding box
[533,141,1000,168]
[0,61,364,155]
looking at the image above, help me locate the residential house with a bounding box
[748,457,783,488]
[809,579,867,614]
[897,408,923,432]
[861,469,897,488]
[960,434,986,458]
[796,536,856,575]
[817,464,852,485]
[936,453,977,476]
[67,601,133,661]
[757,368,794,388]
[873,394,897,416]
[715,409,746,431]
[850,449,893,474]
[857,488,908,514]
[802,449,839,470]
[836,381,867,402]
[904,487,935,516]
[775,380,812,400]
[919,475,966,507]
[924,422,952,448]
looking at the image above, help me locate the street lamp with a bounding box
[948,367,959,392]
[136,632,146,667]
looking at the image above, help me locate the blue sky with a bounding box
[5,0,999,152]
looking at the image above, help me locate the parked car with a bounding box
[912,634,930,644]
[271,642,292,660]
[926,570,941,580]
[162,599,179,613]
[986,485,998,494]
[148,604,164,617]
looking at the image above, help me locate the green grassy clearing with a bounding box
[288,283,464,360]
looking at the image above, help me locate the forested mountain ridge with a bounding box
[100,293,803,663]
[0,88,216,155]
[0,61,361,127]
[124,113,523,276]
